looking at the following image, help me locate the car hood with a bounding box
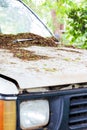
[0,46,87,94]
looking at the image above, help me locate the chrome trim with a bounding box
[0,95,17,100]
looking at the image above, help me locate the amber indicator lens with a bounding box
[0,100,16,130]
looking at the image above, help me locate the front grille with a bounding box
[69,94,87,130]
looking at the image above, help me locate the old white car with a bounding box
[0,0,87,130]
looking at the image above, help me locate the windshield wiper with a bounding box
[13,38,35,43]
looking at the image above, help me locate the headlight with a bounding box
[20,99,49,130]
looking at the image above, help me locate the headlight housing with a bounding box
[20,99,49,130]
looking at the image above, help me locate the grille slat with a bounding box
[69,94,87,130]
[70,116,87,124]
[70,107,87,115]
[70,124,87,130]
[71,99,87,106]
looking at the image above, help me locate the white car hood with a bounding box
[0,46,87,94]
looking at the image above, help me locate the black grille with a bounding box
[69,94,87,130]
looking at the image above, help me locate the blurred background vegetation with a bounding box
[22,0,87,48]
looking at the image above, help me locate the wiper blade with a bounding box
[13,38,34,43]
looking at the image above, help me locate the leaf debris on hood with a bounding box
[0,33,57,61]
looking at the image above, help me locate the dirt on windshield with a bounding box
[0,33,57,60]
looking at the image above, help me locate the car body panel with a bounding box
[0,46,87,94]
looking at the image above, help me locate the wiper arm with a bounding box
[13,38,35,43]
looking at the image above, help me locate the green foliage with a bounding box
[22,0,69,32]
[66,3,87,48]
[22,0,87,48]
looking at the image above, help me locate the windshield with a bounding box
[0,0,52,37]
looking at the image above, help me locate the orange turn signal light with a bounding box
[0,100,16,130]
